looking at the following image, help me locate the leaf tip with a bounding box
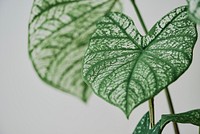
[124,109,132,119]
[126,114,130,119]
[81,96,90,103]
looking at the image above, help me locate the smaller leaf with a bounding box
[188,0,200,24]
[149,121,161,134]
[161,109,200,128]
[133,112,161,134]
[133,112,150,134]
[133,110,200,134]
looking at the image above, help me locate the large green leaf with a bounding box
[83,6,197,116]
[28,0,122,101]
[188,0,200,24]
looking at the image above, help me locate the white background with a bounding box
[0,0,200,134]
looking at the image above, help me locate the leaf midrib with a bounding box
[122,9,187,107]
[124,51,143,115]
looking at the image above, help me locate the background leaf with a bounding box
[188,0,200,24]
[28,0,122,101]
[83,6,197,116]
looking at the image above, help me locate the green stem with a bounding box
[199,126,200,134]
[148,98,155,128]
[130,0,148,34]
[130,0,155,128]
[165,88,180,134]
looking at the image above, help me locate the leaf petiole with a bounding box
[148,98,155,128]
[199,126,200,134]
[165,88,180,134]
[130,0,148,34]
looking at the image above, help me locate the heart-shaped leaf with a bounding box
[28,0,122,101]
[83,6,197,116]
[188,0,200,24]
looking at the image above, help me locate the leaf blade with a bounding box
[161,109,200,128]
[83,6,197,115]
[133,112,161,134]
[133,110,200,134]
[28,0,122,101]
[133,112,150,134]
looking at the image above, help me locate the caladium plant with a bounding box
[28,0,200,133]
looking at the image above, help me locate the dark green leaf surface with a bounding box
[83,6,197,116]
[133,110,200,134]
[133,112,150,134]
[149,122,161,134]
[188,0,200,24]
[28,0,122,101]
[161,109,200,128]
[133,112,161,134]
[153,109,200,133]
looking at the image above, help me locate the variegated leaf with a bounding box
[83,6,197,116]
[28,0,122,101]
